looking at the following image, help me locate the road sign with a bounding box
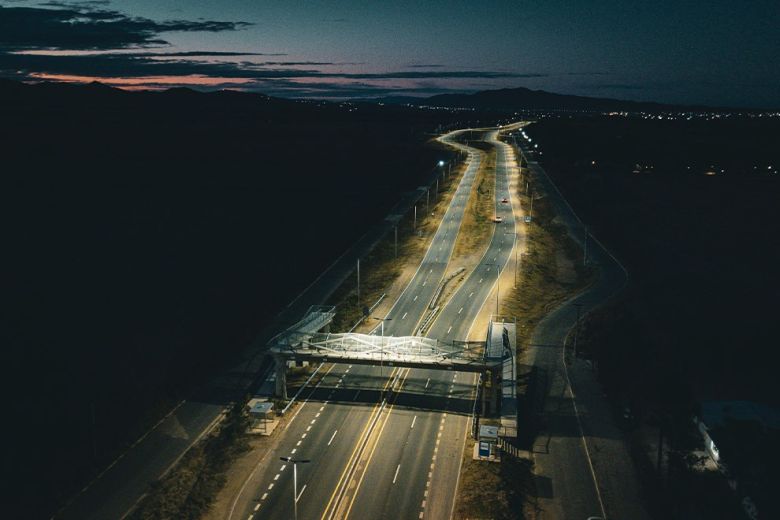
[479,441,491,457]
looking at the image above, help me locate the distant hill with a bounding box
[372,86,728,113]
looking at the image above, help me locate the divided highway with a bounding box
[234,127,524,520]
[233,128,491,520]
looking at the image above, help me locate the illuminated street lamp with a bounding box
[373,316,393,401]
[279,457,310,520]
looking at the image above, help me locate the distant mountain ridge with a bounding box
[372,86,739,112]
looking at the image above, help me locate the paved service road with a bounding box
[515,140,651,520]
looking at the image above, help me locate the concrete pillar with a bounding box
[275,357,288,399]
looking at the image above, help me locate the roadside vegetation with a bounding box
[451,142,494,260]
[129,403,250,520]
[454,439,534,520]
[453,139,594,520]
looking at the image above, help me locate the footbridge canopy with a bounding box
[271,331,491,372]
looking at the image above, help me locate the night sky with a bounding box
[1,0,779,107]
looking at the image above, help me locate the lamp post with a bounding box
[279,457,310,520]
[373,316,392,402]
[485,263,500,316]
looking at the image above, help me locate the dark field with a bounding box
[526,114,780,405]
[0,82,465,515]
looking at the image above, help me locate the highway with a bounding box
[233,127,523,520]
[232,128,492,520]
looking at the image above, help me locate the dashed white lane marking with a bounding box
[268,483,274,490]
[458,307,463,314]
[447,325,452,334]
[311,419,316,424]
[301,433,307,439]
[402,312,408,320]
[422,281,427,286]
[320,406,325,411]
[419,512,424,519]
[261,493,268,500]
[248,514,254,520]
[479,278,484,283]
[393,464,401,484]
[291,448,297,454]
[413,295,418,301]
[280,464,287,471]
[254,503,260,511]
[468,291,474,297]
[425,378,430,389]
[296,440,302,446]
[273,474,280,481]
[315,413,321,418]
[328,430,338,446]
[411,415,417,429]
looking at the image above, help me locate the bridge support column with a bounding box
[274,357,288,399]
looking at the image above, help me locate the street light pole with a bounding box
[280,457,310,520]
[573,303,583,360]
[486,263,500,316]
[373,316,392,402]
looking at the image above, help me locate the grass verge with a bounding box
[451,143,495,260]
[129,403,250,520]
[453,439,536,520]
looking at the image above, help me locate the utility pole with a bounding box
[356,258,360,307]
[573,303,583,360]
[583,228,589,266]
[426,188,430,214]
[373,316,392,402]
[486,263,500,316]
[413,205,417,232]
[280,457,310,520]
[394,226,398,258]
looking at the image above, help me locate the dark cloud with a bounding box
[0,3,543,98]
[140,51,285,57]
[565,71,610,76]
[589,83,646,90]
[0,4,252,51]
